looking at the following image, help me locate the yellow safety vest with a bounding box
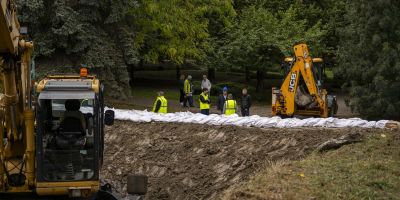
[184,79,191,94]
[152,96,168,113]
[224,100,236,115]
[199,92,210,110]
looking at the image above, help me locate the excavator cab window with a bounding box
[36,91,101,182]
[312,62,325,87]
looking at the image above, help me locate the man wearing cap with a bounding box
[199,88,211,115]
[217,87,228,114]
[184,75,194,107]
[152,91,168,113]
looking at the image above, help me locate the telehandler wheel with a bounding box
[127,174,148,196]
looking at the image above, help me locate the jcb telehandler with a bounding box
[0,0,146,199]
[272,44,338,118]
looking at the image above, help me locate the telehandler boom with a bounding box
[272,44,338,118]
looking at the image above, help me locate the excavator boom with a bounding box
[0,0,19,54]
[272,44,338,118]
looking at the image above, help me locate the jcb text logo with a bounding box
[289,73,296,92]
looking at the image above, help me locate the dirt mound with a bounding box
[102,121,375,200]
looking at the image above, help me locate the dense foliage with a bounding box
[336,0,400,120]
[216,3,326,90]
[17,0,136,99]
[15,0,400,119]
[130,0,235,65]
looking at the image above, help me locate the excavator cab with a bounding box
[34,74,112,198]
[282,57,324,88]
[37,97,100,182]
[32,72,147,199]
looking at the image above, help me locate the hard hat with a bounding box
[223,86,228,91]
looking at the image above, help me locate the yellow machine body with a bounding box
[0,1,121,199]
[272,44,333,118]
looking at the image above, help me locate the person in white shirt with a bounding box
[201,75,212,92]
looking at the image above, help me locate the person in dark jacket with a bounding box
[179,74,185,106]
[217,87,228,113]
[240,88,252,116]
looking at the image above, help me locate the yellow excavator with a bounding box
[1,1,146,199]
[272,44,338,118]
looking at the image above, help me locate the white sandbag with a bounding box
[98,107,389,129]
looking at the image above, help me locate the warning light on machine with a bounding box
[80,68,88,77]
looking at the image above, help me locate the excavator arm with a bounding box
[0,0,19,54]
[272,44,333,118]
[296,45,326,108]
[0,0,35,194]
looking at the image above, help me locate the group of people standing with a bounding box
[216,87,252,116]
[153,74,252,117]
[178,74,212,108]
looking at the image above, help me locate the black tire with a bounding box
[127,174,148,195]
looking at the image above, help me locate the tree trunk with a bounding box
[245,66,250,83]
[208,67,215,82]
[256,69,265,92]
[128,59,142,87]
[128,64,135,87]
[176,65,181,80]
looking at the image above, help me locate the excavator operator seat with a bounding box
[60,117,85,136]
[56,99,87,149]
[62,99,86,131]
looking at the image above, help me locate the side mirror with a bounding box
[127,174,148,196]
[104,110,115,126]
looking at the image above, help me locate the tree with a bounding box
[130,0,235,80]
[336,0,400,120]
[218,5,326,91]
[16,0,138,99]
[203,1,236,81]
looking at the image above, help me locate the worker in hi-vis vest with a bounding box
[152,91,168,113]
[223,94,237,115]
[183,75,194,107]
[199,88,211,115]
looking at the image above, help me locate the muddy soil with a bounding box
[102,121,375,200]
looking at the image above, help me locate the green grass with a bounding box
[223,131,400,200]
[132,87,181,101]
[325,69,334,81]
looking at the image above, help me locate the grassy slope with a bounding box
[223,130,400,200]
